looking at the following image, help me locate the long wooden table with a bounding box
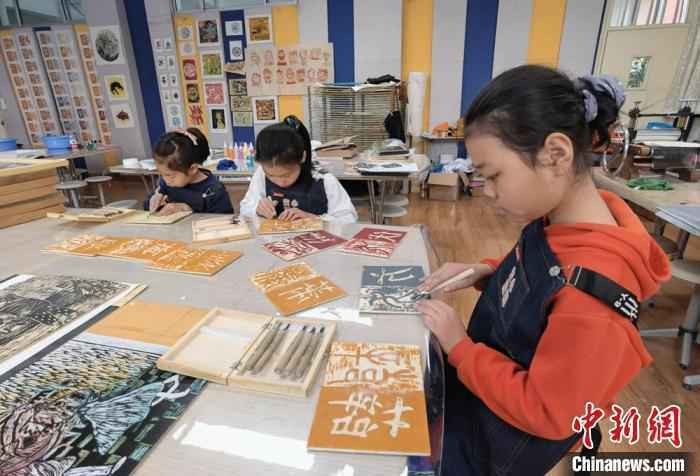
[0,215,442,475]
[110,155,431,224]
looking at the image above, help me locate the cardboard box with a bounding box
[428,172,462,201]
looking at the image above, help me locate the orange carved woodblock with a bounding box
[43,234,108,256]
[257,217,324,235]
[250,262,317,292]
[100,238,187,263]
[265,275,345,316]
[148,247,242,276]
[307,341,430,455]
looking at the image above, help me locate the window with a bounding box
[0,0,85,26]
[626,56,651,88]
[18,0,65,24]
[609,0,689,27]
[0,0,20,27]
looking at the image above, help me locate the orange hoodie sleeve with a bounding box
[448,285,648,440]
[474,256,503,291]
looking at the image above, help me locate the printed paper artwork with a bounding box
[0,274,134,366]
[264,230,346,261]
[307,341,431,455]
[197,19,220,46]
[251,263,345,316]
[252,96,277,124]
[359,266,425,314]
[340,228,407,259]
[104,74,128,101]
[245,43,333,96]
[245,15,272,44]
[0,333,205,475]
[90,25,125,65]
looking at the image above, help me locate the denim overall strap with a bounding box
[442,219,582,476]
[265,176,329,216]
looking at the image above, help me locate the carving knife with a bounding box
[274,324,307,374]
[293,326,325,380]
[251,323,290,374]
[241,321,281,374]
[281,326,314,377]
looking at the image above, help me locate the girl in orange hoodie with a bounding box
[417,65,671,475]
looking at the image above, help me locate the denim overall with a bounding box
[265,176,328,216]
[442,219,584,476]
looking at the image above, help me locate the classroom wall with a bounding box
[84,0,152,158]
[0,0,610,155]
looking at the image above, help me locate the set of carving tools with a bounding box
[240,323,326,380]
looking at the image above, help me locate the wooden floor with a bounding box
[102,178,699,467]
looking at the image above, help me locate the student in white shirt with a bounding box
[239,116,358,223]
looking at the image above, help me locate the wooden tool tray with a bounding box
[157,307,335,397]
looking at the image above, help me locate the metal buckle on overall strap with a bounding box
[566,265,640,327]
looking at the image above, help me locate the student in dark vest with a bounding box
[144,128,233,215]
[239,116,357,223]
[416,66,671,475]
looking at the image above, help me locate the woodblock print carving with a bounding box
[100,238,187,263]
[123,210,193,225]
[359,266,425,314]
[42,234,108,256]
[340,239,396,259]
[359,286,420,314]
[263,231,346,261]
[50,235,133,257]
[263,238,318,261]
[250,262,317,292]
[307,341,430,455]
[265,275,345,316]
[147,248,241,276]
[191,217,252,245]
[257,217,323,235]
[0,275,130,362]
[296,230,346,250]
[353,228,407,244]
[0,334,205,475]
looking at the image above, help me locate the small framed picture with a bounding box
[229,40,243,61]
[162,90,171,103]
[169,73,178,87]
[172,89,181,102]
[225,20,243,37]
[201,51,223,80]
[197,19,220,46]
[253,96,278,124]
[209,107,227,133]
[167,55,176,70]
[159,74,168,87]
[163,37,173,50]
[156,55,167,70]
[246,14,273,44]
[154,38,163,51]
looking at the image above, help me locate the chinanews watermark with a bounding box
[564,402,693,474]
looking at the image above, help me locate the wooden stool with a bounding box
[55,180,87,208]
[382,204,407,224]
[86,175,112,207]
[641,260,700,387]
